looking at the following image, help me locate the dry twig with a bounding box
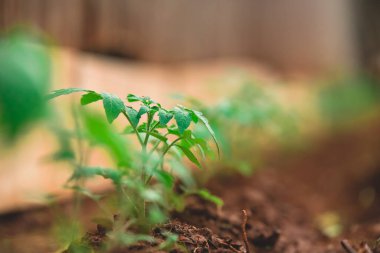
[341,239,357,253]
[241,210,251,253]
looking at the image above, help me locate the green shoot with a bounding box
[47,88,220,245]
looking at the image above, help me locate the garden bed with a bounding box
[1,120,380,253]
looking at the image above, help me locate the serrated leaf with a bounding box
[197,189,223,207]
[125,106,140,127]
[173,107,191,134]
[46,88,92,100]
[175,144,201,168]
[101,93,125,123]
[158,109,173,126]
[80,92,102,105]
[193,110,220,156]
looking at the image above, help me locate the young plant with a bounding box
[47,88,220,250]
[187,82,298,177]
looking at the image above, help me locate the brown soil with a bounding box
[1,121,380,253]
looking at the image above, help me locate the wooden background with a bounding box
[0,0,358,73]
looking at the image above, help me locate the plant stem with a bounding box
[144,136,183,185]
[162,137,183,157]
[143,113,153,147]
[122,111,143,146]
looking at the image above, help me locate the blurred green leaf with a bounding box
[47,88,91,100]
[154,170,174,188]
[193,110,220,156]
[0,32,51,141]
[82,111,131,167]
[115,233,154,246]
[66,185,102,201]
[148,207,167,224]
[197,189,223,207]
[70,167,122,185]
[175,144,201,168]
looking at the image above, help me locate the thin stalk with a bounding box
[143,113,153,146]
[148,140,161,156]
[144,137,183,185]
[122,111,143,146]
[72,106,84,218]
[162,137,183,157]
[146,131,170,160]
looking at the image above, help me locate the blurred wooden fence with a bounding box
[0,0,357,72]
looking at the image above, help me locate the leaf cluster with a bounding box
[47,88,222,250]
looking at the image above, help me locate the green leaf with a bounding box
[138,105,149,117]
[46,88,91,100]
[167,127,181,137]
[193,138,211,157]
[0,33,51,142]
[148,207,167,224]
[154,170,174,188]
[66,185,102,201]
[101,93,125,123]
[148,131,168,142]
[115,233,155,246]
[123,125,135,134]
[185,108,199,123]
[197,189,224,207]
[193,110,220,156]
[70,167,122,185]
[175,144,201,168]
[125,106,140,127]
[173,107,191,134]
[158,109,173,126]
[80,92,102,105]
[159,232,178,250]
[126,94,143,102]
[169,159,194,187]
[141,189,162,202]
[82,111,130,167]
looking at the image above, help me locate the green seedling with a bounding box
[188,82,298,177]
[318,74,380,127]
[47,88,221,250]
